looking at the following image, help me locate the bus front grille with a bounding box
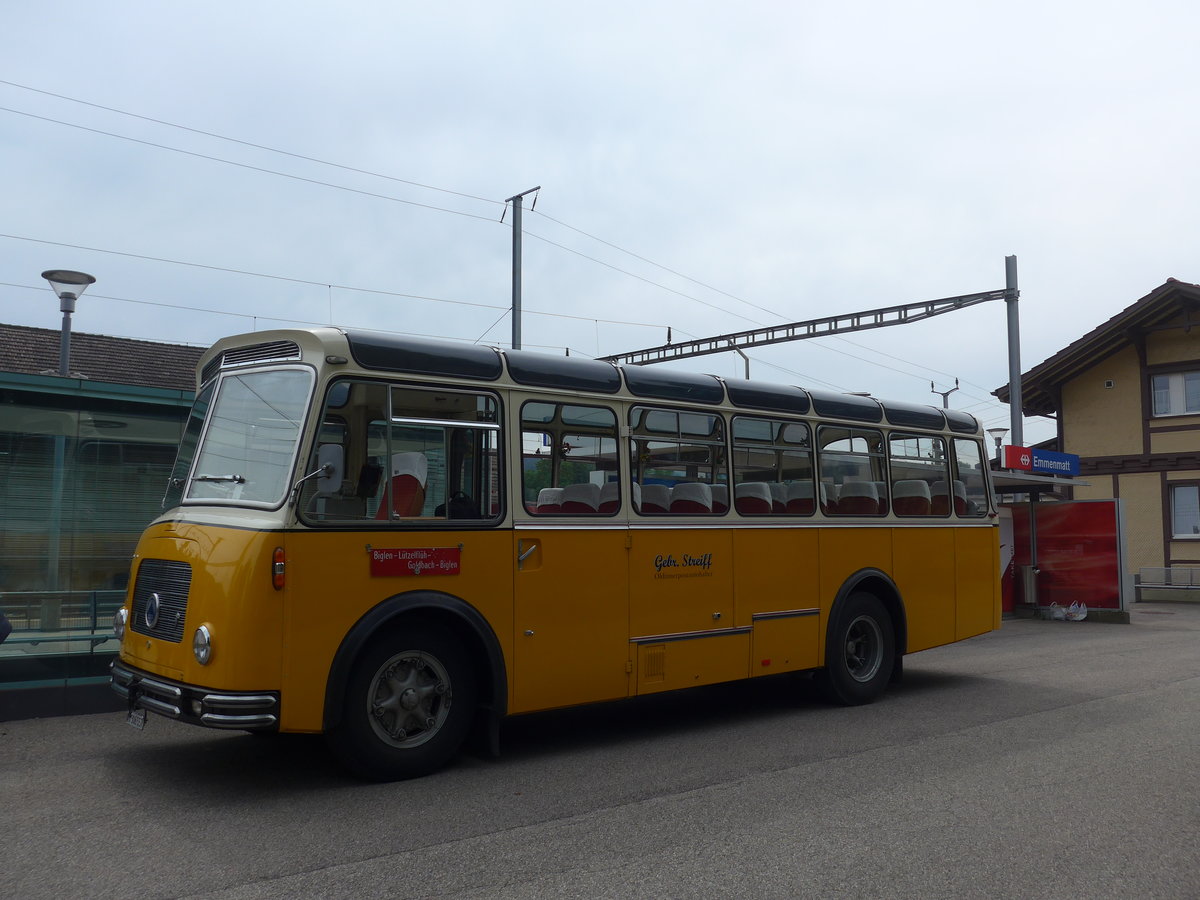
[130,559,192,643]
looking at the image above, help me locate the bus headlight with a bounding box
[113,607,128,641]
[193,624,213,665]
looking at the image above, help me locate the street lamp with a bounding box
[40,270,95,615]
[41,269,96,376]
[986,427,1009,466]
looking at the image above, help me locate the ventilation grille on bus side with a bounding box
[201,340,302,384]
[130,559,193,643]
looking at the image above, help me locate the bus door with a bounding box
[511,397,631,713]
[626,406,741,693]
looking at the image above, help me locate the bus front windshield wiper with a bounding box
[193,473,247,484]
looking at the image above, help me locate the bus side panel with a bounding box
[955,526,1001,640]
[817,527,893,663]
[893,527,957,653]
[732,527,821,675]
[634,633,750,695]
[511,528,631,713]
[750,615,820,677]
[279,530,515,732]
[628,529,734,638]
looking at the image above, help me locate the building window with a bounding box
[1170,484,1200,538]
[1152,372,1200,416]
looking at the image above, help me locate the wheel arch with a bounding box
[828,567,907,658]
[322,589,507,734]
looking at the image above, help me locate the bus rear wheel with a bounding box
[328,624,476,780]
[818,591,895,706]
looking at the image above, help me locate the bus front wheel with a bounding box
[328,624,476,780]
[818,591,895,706]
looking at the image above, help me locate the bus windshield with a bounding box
[184,368,313,507]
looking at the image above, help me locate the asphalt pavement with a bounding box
[2,600,1198,899]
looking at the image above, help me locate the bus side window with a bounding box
[731,417,813,516]
[299,380,506,524]
[628,407,727,516]
[521,401,620,515]
[888,434,948,517]
[952,438,989,517]
[298,379,380,521]
[818,426,888,516]
[383,387,502,523]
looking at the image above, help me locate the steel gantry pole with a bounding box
[1005,255,1023,447]
[505,186,540,350]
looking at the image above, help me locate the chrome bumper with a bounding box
[110,659,279,730]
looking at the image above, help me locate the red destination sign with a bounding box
[369,547,461,577]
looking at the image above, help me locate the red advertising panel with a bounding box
[369,547,461,577]
[1007,500,1121,610]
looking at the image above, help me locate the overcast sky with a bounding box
[4,1,1198,445]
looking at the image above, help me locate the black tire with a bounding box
[817,591,895,706]
[326,624,476,780]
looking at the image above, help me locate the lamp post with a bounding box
[986,427,1009,467]
[41,269,95,377]
[40,270,94,621]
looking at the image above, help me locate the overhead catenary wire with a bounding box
[1,104,772,328]
[0,78,501,206]
[0,81,1024,426]
[0,235,668,332]
[0,281,576,354]
[2,84,1008,377]
[0,78,784,326]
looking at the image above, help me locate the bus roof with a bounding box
[198,326,981,435]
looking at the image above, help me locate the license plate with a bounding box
[126,707,147,730]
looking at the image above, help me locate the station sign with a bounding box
[1002,445,1080,477]
[1003,445,1032,470]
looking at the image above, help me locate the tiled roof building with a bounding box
[0,323,204,391]
[996,278,1200,572]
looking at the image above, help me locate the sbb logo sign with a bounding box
[1003,445,1033,471]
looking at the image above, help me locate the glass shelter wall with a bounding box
[0,378,191,712]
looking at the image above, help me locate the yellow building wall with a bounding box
[1151,426,1200,454]
[1060,345,1143,458]
[1070,477,1113,501]
[1118,472,1165,571]
[1147,321,1200,366]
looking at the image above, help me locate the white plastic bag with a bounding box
[1065,601,1088,622]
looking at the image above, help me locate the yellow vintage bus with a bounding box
[111,327,1000,779]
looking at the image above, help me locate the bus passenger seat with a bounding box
[952,479,969,516]
[931,480,951,516]
[769,483,788,513]
[837,480,879,515]
[561,482,601,513]
[874,481,890,515]
[640,484,671,514]
[710,484,729,514]
[892,480,932,516]
[599,481,620,513]
[374,452,428,518]
[734,482,772,515]
[670,482,712,514]
[536,487,564,514]
[785,482,817,515]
